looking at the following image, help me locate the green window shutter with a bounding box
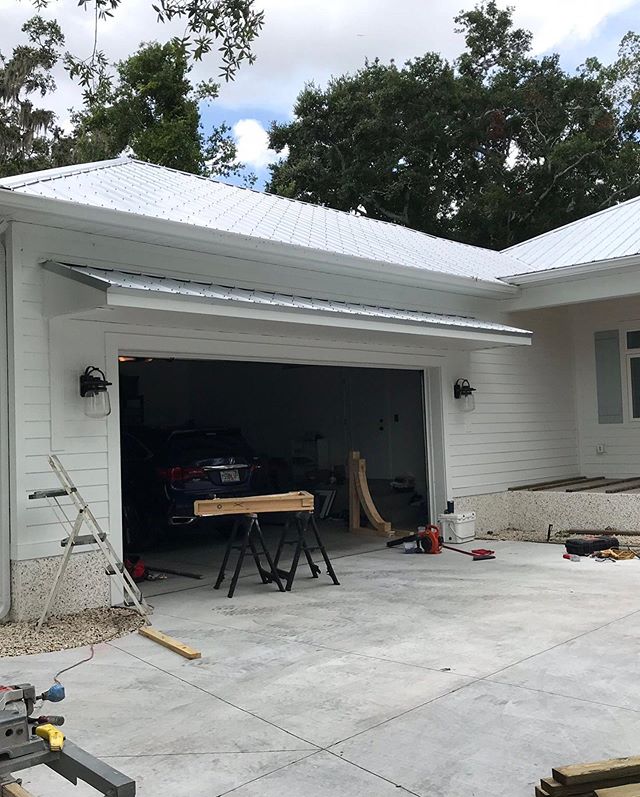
[594,330,623,424]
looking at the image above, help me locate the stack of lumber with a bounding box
[535,756,640,796]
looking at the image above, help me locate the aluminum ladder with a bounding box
[29,455,149,630]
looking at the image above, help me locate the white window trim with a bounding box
[621,323,640,424]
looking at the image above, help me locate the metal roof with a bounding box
[0,158,527,286]
[504,194,640,275]
[56,263,531,338]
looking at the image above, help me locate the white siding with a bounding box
[572,296,640,476]
[7,219,579,563]
[446,308,579,497]
[7,221,454,560]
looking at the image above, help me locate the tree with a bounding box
[268,2,640,249]
[70,40,241,178]
[31,0,264,98]
[0,17,73,178]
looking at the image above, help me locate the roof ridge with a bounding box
[1,155,523,274]
[504,192,640,254]
[126,159,521,265]
[0,157,130,190]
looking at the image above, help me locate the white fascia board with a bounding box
[106,286,532,347]
[0,190,518,298]
[504,260,640,311]
[503,253,640,285]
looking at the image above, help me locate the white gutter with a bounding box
[503,252,640,285]
[0,190,519,299]
[0,236,10,621]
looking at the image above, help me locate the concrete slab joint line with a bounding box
[10,541,640,797]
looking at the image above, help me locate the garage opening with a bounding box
[118,358,428,588]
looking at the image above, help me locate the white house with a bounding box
[1,157,640,621]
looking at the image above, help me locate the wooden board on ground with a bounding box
[596,786,640,797]
[539,777,595,796]
[194,491,314,518]
[530,477,604,492]
[554,758,640,786]
[138,625,201,660]
[509,476,587,491]
[567,478,640,493]
[541,775,640,796]
[607,481,640,493]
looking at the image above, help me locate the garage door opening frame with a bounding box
[104,330,448,565]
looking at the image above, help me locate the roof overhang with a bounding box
[502,253,640,311]
[0,189,519,299]
[43,261,532,350]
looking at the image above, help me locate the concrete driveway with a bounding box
[4,537,640,797]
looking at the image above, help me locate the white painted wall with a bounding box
[571,296,640,477]
[446,307,579,499]
[7,220,454,561]
[6,217,577,567]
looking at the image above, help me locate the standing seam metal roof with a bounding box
[503,193,640,272]
[0,157,527,285]
[55,263,531,336]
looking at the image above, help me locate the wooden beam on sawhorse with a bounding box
[348,451,392,537]
[194,491,314,517]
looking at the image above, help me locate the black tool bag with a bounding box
[565,536,619,555]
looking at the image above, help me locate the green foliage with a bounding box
[71,40,241,176]
[268,1,640,249]
[31,0,263,97]
[0,36,246,181]
[0,16,71,178]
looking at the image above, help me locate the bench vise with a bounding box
[0,682,135,796]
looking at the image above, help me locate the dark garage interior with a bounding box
[118,357,429,592]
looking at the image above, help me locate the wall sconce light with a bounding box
[454,378,476,412]
[80,366,112,418]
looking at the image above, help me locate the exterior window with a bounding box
[594,330,623,424]
[626,329,640,420]
[630,353,640,419]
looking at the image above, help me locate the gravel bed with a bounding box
[0,607,145,658]
[477,528,640,548]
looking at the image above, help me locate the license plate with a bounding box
[220,469,240,483]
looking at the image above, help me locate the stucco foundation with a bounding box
[9,551,110,622]
[455,491,640,535]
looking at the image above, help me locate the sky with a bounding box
[2,0,640,187]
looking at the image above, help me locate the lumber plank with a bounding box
[138,625,201,660]
[607,481,640,494]
[509,476,587,491]
[349,451,363,533]
[530,477,604,492]
[566,479,630,493]
[194,491,314,517]
[540,775,640,796]
[554,758,640,786]
[539,777,595,796]
[596,786,640,797]
[531,476,604,493]
[2,783,36,797]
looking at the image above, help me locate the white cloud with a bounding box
[502,0,637,53]
[0,0,637,127]
[232,118,286,168]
